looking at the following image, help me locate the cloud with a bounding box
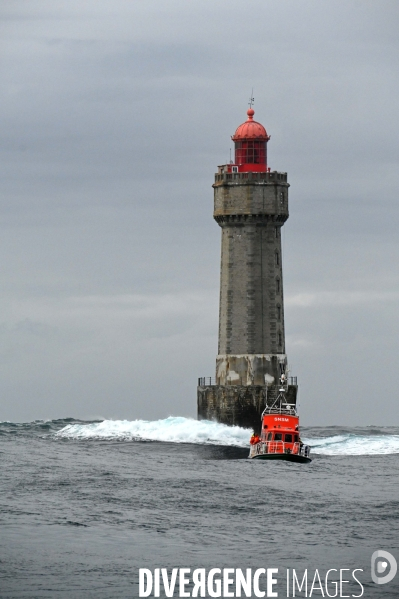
[286,290,399,308]
[0,0,398,425]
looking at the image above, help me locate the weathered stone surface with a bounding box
[214,174,289,360]
[213,172,289,220]
[216,354,286,385]
[197,384,298,434]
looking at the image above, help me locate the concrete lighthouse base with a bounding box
[197,383,297,434]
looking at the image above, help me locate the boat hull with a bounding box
[250,453,312,464]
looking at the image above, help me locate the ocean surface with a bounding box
[1,417,399,598]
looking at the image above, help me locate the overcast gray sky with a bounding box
[1,0,398,425]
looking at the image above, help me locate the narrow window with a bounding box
[278,332,282,346]
[280,191,284,205]
[275,251,279,266]
[277,306,281,321]
[276,278,280,293]
[275,226,278,238]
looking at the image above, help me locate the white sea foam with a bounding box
[305,434,399,455]
[55,418,399,455]
[56,416,251,447]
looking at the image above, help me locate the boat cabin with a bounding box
[260,413,300,452]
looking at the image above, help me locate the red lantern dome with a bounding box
[231,108,270,173]
[232,108,270,142]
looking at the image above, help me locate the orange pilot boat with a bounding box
[248,375,312,463]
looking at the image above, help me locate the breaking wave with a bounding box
[2,417,398,455]
[55,416,251,447]
[54,418,399,455]
[305,433,399,455]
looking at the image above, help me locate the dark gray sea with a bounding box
[1,417,398,598]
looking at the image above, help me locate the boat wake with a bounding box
[305,433,399,455]
[54,417,399,455]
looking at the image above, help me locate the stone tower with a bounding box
[197,107,297,432]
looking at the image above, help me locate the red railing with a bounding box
[249,442,310,459]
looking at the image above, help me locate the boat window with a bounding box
[274,433,283,441]
[294,434,299,442]
[267,432,273,441]
[285,434,293,443]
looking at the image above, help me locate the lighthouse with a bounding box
[197,107,297,432]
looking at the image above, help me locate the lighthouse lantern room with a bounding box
[219,108,271,175]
